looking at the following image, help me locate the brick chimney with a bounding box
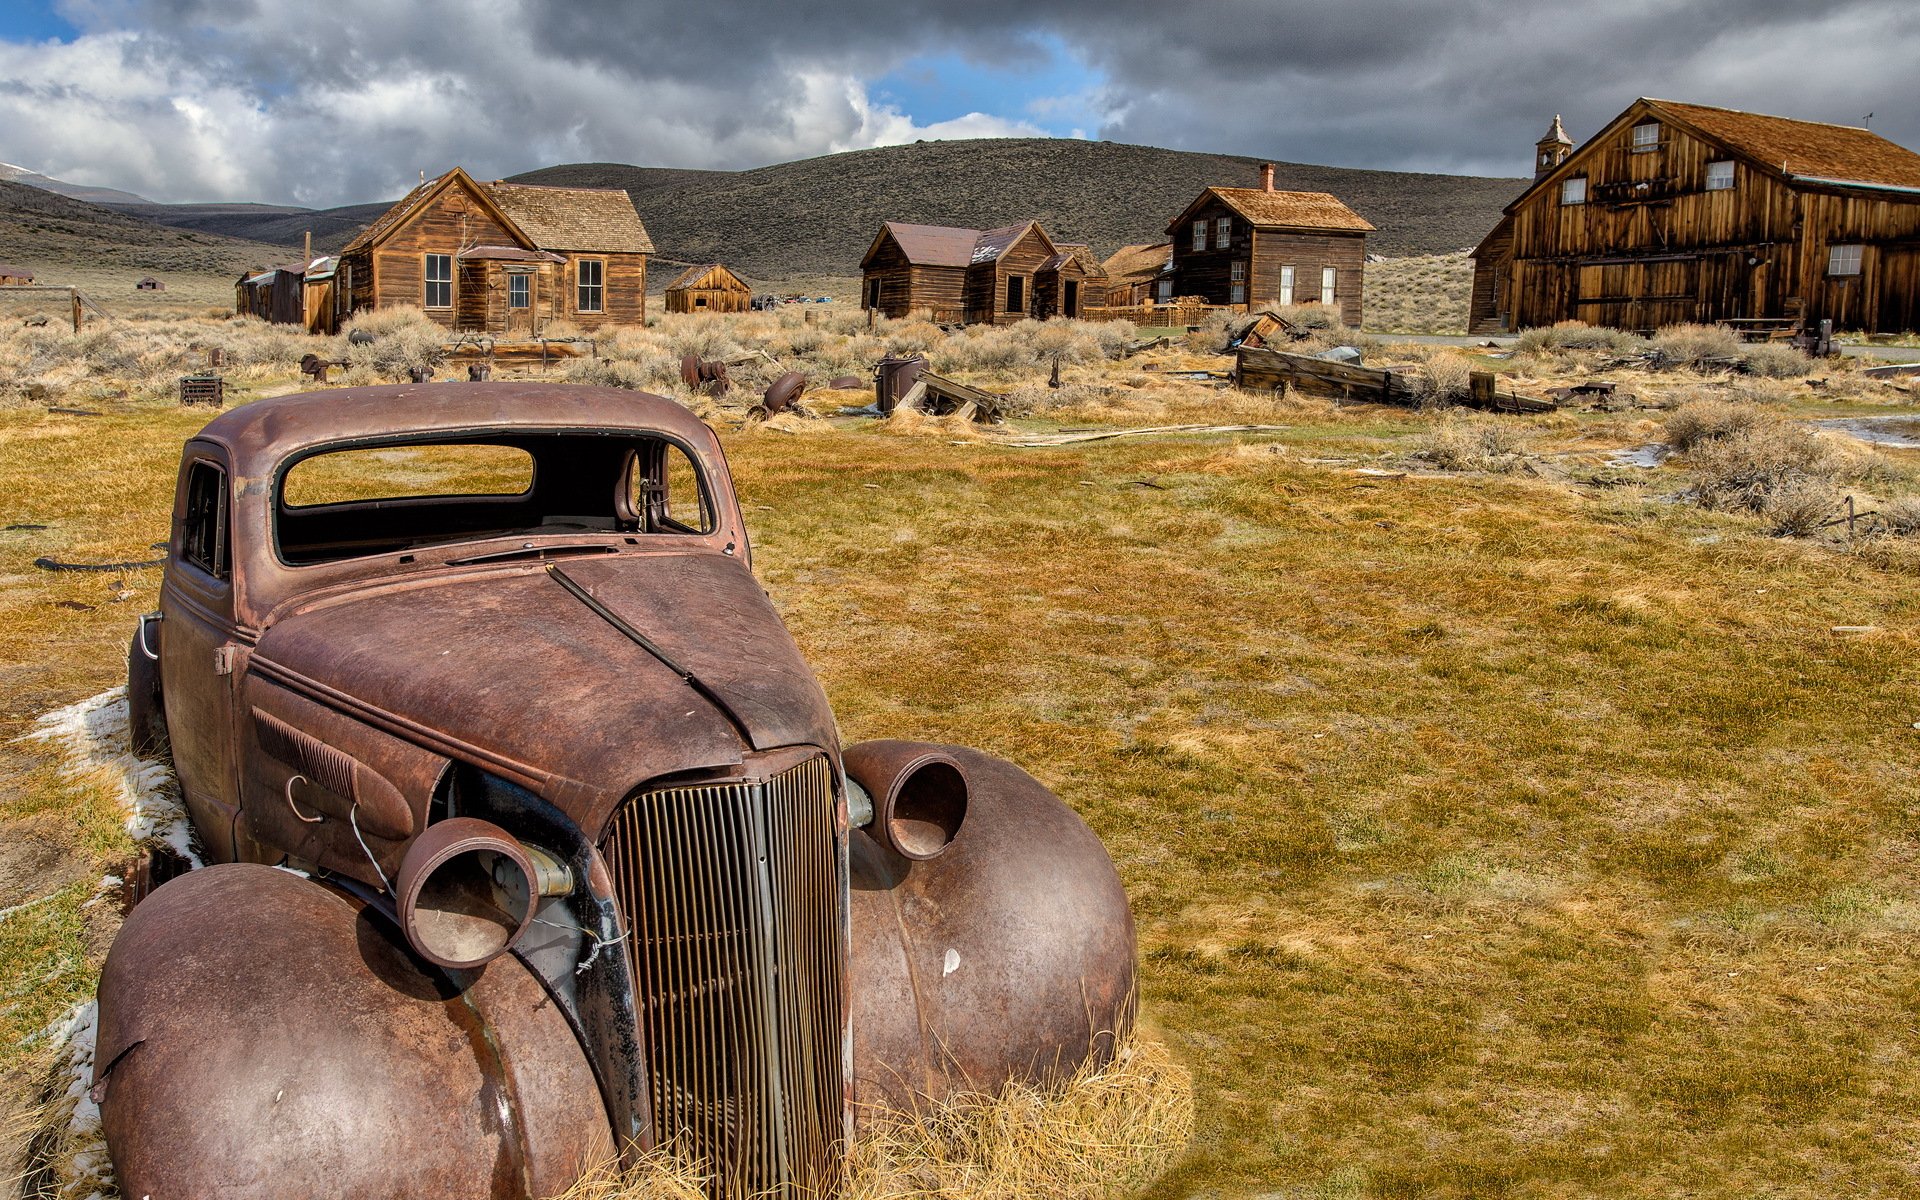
[1259,162,1275,192]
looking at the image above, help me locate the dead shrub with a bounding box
[340,308,448,381]
[1876,497,1920,536]
[1416,415,1530,472]
[1761,477,1846,537]
[1515,321,1647,355]
[1415,353,1474,408]
[1649,323,1743,370]
[1736,341,1814,378]
[1664,399,1762,451]
[1687,423,1834,514]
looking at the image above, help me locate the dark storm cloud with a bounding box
[3,0,1916,203]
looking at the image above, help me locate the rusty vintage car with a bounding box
[100,383,1135,1199]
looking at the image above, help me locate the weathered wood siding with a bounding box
[1485,102,1920,332]
[861,234,967,319]
[1168,196,1248,303]
[559,252,647,329]
[665,265,751,314]
[1250,230,1366,326]
[363,179,519,329]
[967,226,1054,325]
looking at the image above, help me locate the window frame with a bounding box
[507,272,530,310]
[1155,278,1173,302]
[180,458,231,581]
[1705,160,1735,191]
[575,257,605,314]
[1279,265,1295,306]
[1215,215,1232,248]
[424,253,453,310]
[1631,122,1661,154]
[1192,219,1208,251]
[1561,176,1588,206]
[1321,267,1337,306]
[1828,244,1864,277]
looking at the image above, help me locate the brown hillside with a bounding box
[0,179,294,282]
[534,138,1523,277]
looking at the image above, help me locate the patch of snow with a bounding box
[1605,443,1671,469]
[44,1000,113,1200]
[20,687,202,868]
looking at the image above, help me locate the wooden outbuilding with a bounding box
[664,262,751,313]
[236,264,308,325]
[1470,99,1920,334]
[0,263,32,286]
[336,167,653,335]
[1101,243,1173,306]
[1164,164,1374,325]
[860,219,1099,324]
[135,275,165,291]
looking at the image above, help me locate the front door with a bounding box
[158,448,244,861]
[1064,279,1079,318]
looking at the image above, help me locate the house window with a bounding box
[1706,160,1735,191]
[181,460,229,580]
[424,253,453,309]
[1230,282,1246,305]
[1005,274,1025,312]
[1561,176,1587,205]
[1192,219,1208,251]
[1631,122,1661,153]
[1155,279,1173,302]
[1215,216,1232,248]
[1279,265,1295,306]
[1321,267,1337,306]
[508,274,529,309]
[1828,244,1864,276]
[1230,261,1246,281]
[576,259,604,312]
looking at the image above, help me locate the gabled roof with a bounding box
[1039,243,1105,278]
[865,220,1057,269]
[341,167,653,256]
[1102,243,1172,284]
[1168,187,1375,235]
[485,182,654,254]
[872,221,982,268]
[1647,99,1920,191]
[0,262,32,280]
[664,262,750,292]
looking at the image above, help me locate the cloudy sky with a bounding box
[1,0,1916,207]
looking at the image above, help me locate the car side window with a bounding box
[182,460,230,580]
[629,441,714,534]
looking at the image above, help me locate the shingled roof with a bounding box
[0,262,33,282]
[1648,99,1920,191]
[485,181,654,253]
[871,220,1057,269]
[1102,243,1172,284]
[1173,187,1375,234]
[341,168,653,256]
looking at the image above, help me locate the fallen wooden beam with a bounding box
[1004,424,1291,447]
[1235,346,1556,413]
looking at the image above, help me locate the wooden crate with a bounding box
[179,375,225,407]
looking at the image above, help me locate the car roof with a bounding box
[192,383,717,466]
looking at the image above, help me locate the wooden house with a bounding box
[336,167,653,335]
[1164,164,1374,324]
[135,275,165,291]
[1101,243,1173,306]
[664,262,751,313]
[1470,99,1920,335]
[301,257,344,335]
[0,263,32,286]
[860,219,1099,325]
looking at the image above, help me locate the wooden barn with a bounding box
[1102,243,1173,306]
[336,167,653,335]
[135,275,165,291]
[664,262,751,313]
[860,219,1100,325]
[1164,165,1374,325]
[1470,99,1920,335]
[0,263,33,286]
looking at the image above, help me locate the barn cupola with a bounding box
[1535,114,1573,179]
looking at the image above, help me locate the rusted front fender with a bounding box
[94,864,612,1200]
[846,745,1136,1119]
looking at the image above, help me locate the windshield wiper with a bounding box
[445,543,620,567]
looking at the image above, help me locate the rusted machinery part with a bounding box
[829,375,863,390]
[841,739,968,860]
[394,817,538,970]
[125,621,167,760]
[95,864,612,1200]
[679,354,733,395]
[846,745,1136,1120]
[872,355,925,414]
[759,371,807,417]
[679,352,702,388]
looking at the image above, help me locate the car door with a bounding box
[159,446,243,861]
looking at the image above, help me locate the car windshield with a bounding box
[275,432,715,566]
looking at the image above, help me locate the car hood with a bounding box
[250,550,838,833]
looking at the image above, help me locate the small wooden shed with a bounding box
[0,263,33,286]
[135,275,165,291]
[237,264,306,325]
[664,262,751,314]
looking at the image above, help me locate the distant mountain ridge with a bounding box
[14,139,1527,280]
[0,179,298,282]
[0,161,150,206]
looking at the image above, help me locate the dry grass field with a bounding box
[4,303,1920,1198]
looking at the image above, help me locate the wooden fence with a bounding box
[1082,299,1241,327]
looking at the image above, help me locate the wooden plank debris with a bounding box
[892,372,1005,423]
[1234,346,1556,413]
[1004,424,1291,447]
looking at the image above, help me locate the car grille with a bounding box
[601,755,846,1198]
